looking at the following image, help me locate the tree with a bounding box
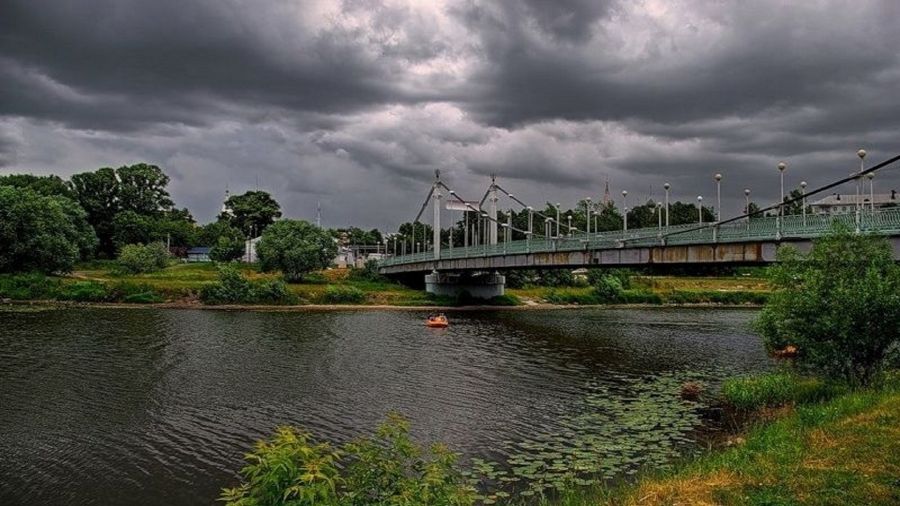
[0,185,97,273]
[666,201,715,225]
[756,227,900,385]
[256,220,337,281]
[0,174,74,198]
[69,164,177,257]
[69,167,120,256]
[112,210,155,249]
[115,163,174,214]
[220,190,282,236]
[209,233,245,262]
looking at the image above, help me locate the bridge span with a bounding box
[379,153,900,297]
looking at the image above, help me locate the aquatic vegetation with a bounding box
[463,372,709,502]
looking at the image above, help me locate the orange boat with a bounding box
[425,314,449,328]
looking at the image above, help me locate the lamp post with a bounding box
[622,190,628,232]
[867,172,875,212]
[656,202,662,235]
[567,213,572,237]
[527,206,534,249]
[555,203,561,238]
[585,198,592,235]
[697,196,703,225]
[714,173,722,222]
[663,182,671,231]
[744,188,751,231]
[856,149,866,232]
[777,161,786,239]
[800,181,807,227]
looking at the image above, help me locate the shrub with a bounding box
[57,281,110,302]
[251,278,296,304]
[117,242,170,274]
[592,275,624,303]
[200,265,296,305]
[756,227,900,385]
[220,414,474,506]
[256,220,338,282]
[0,272,61,299]
[722,372,843,412]
[322,285,366,304]
[348,259,386,282]
[620,289,662,304]
[200,265,252,304]
[587,268,632,289]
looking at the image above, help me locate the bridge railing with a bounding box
[378,207,900,267]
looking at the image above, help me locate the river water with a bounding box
[0,307,769,505]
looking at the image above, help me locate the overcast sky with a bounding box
[2,0,899,228]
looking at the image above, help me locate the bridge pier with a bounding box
[425,271,505,299]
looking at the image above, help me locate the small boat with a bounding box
[425,313,449,328]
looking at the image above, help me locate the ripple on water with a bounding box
[0,307,768,505]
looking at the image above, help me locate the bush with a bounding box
[756,227,900,385]
[322,285,366,304]
[0,272,61,299]
[620,289,663,304]
[722,372,843,411]
[256,220,338,282]
[593,275,624,303]
[587,268,632,289]
[348,259,386,282]
[117,242,170,274]
[57,281,110,302]
[200,265,296,305]
[220,414,474,506]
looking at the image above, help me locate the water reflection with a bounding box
[0,307,769,505]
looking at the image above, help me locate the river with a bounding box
[0,307,769,505]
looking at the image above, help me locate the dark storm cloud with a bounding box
[0,0,439,131]
[1,0,899,225]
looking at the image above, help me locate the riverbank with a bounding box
[0,262,770,308]
[547,377,900,505]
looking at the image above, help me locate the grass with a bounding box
[508,275,771,306]
[538,376,900,506]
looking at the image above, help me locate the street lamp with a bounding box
[867,172,875,212]
[567,213,572,237]
[585,198,592,235]
[777,161,786,239]
[697,195,703,225]
[555,203,561,238]
[857,149,866,213]
[744,188,751,231]
[545,217,551,239]
[622,190,628,232]
[714,173,722,222]
[800,181,807,227]
[656,202,662,234]
[663,182,671,230]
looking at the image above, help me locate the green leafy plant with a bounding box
[755,227,900,385]
[592,275,624,303]
[220,414,474,506]
[256,220,338,282]
[117,242,170,274]
[200,265,296,305]
[722,372,843,411]
[322,285,365,304]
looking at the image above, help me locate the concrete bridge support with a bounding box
[424,271,506,299]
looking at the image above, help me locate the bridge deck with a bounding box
[379,208,900,273]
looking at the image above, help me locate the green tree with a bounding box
[0,174,74,198]
[209,233,245,262]
[756,227,900,385]
[112,210,155,249]
[0,186,97,273]
[115,163,174,214]
[256,220,337,281]
[69,167,121,256]
[220,190,282,236]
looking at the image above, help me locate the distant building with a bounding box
[810,190,898,214]
[186,247,211,262]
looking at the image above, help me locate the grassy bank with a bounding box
[0,263,770,307]
[509,275,770,306]
[545,376,899,506]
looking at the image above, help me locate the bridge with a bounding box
[379,153,900,297]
